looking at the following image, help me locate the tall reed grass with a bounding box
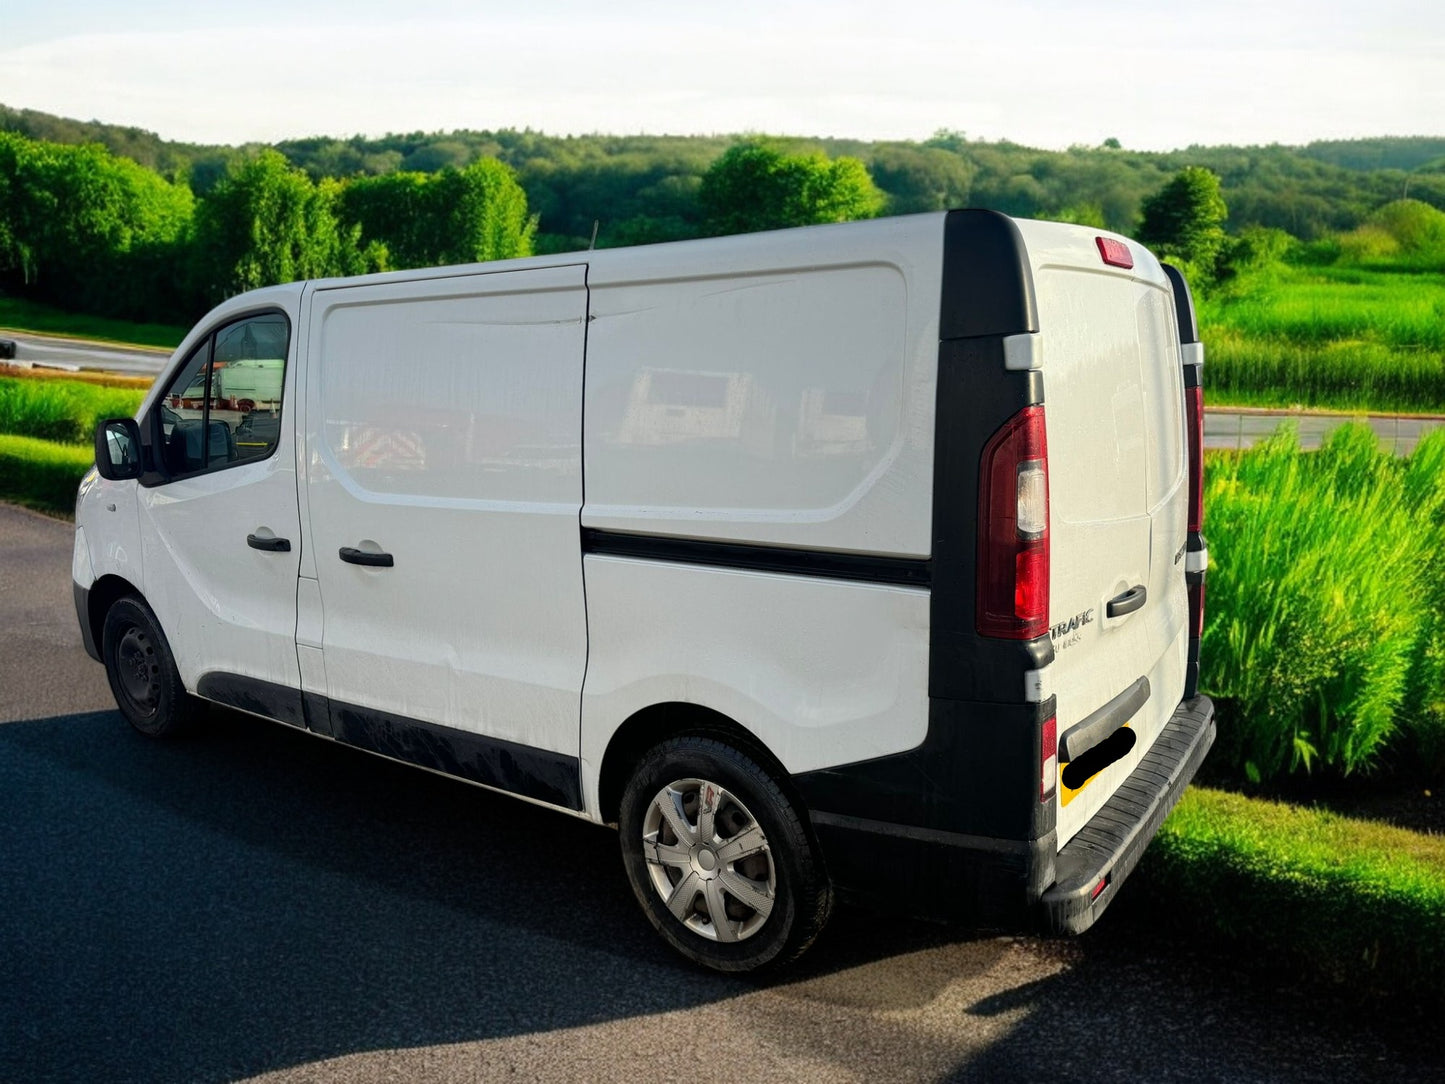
[1203,423,1445,779]
[0,375,145,445]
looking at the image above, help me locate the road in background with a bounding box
[1,330,1440,456]
[0,329,171,377]
[1206,408,1445,454]
[0,502,1433,1083]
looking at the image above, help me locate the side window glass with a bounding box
[157,340,212,476]
[153,313,289,480]
[215,315,288,465]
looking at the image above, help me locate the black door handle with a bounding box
[1107,584,1147,618]
[247,533,291,552]
[339,546,393,567]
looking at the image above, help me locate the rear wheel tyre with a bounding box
[101,596,201,738]
[619,736,832,972]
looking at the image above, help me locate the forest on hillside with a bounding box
[6,103,1444,249]
[2,102,1444,327]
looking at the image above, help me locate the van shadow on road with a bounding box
[0,706,994,1083]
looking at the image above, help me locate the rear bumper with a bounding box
[1041,694,1215,933]
[803,695,1215,929]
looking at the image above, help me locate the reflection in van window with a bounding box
[156,313,288,477]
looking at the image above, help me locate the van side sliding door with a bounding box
[300,265,590,809]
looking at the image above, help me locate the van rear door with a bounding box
[1013,222,1190,847]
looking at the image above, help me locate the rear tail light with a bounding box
[977,406,1050,639]
[1041,714,1058,803]
[1185,383,1204,533]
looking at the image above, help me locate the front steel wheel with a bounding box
[101,596,201,738]
[620,736,831,971]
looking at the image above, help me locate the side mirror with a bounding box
[94,418,144,481]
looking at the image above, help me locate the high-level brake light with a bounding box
[1096,236,1134,269]
[977,406,1049,640]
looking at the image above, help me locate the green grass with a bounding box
[1201,266,1445,413]
[1142,787,1445,1004]
[0,375,146,445]
[1201,423,1445,779]
[1209,267,1445,351]
[0,296,185,350]
[0,433,95,514]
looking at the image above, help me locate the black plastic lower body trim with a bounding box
[198,672,307,728]
[327,699,582,811]
[193,672,582,811]
[73,581,100,662]
[794,695,1055,844]
[810,809,1038,854]
[809,814,1056,922]
[1040,694,1215,934]
[799,695,1214,928]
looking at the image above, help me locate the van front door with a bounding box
[302,265,589,810]
[137,308,304,722]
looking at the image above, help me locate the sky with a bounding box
[0,0,1441,151]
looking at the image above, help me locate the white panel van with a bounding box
[76,210,1214,972]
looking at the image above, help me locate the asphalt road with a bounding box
[0,502,1437,1083]
[0,329,171,377]
[1205,408,1445,454]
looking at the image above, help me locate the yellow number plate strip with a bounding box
[1059,723,1131,807]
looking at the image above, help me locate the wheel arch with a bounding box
[87,574,144,653]
[597,701,805,827]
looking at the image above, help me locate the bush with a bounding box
[1336,199,1445,272]
[1202,424,1445,779]
[1141,788,1445,1005]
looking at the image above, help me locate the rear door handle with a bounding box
[339,546,393,567]
[247,533,291,552]
[1106,584,1147,618]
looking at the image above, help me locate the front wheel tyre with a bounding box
[619,736,832,972]
[101,596,201,738]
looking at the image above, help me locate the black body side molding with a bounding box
[581,529,931,588]
[194,672,583,810]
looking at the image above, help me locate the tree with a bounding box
[699,141,884,236]
[0,131,193,317]
[1136,166,1229,275]
[868,144,974,214]
[189,150,377,306]
[338,158,535,269]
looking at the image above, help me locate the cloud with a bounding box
[0,9,1439,149]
